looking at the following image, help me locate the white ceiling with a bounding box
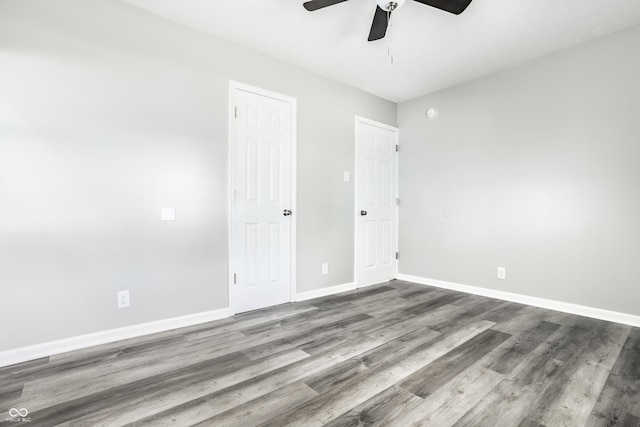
[122,0,640,103]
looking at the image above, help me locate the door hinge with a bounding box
[396,198,399,206]
[395,144,399,152]
[233,273,237,285]
[234,106,238,118]
[395,252,399,260]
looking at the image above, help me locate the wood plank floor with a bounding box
[1,280,639,426]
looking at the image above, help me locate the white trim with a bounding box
[228,81,297,315]
[354,116,399,289]
[296,282,356,302]
[355,115,399,132]
[396,273,640,328]
[0,308,230,368]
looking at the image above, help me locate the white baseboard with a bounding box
[0,308,230,368]
[396,273,640,328]
[296,282,357,302]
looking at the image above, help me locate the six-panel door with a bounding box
[232,89,292,313]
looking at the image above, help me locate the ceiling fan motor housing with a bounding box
[375,0,406,12]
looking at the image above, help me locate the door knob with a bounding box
[360,210,367,216]
[283,209,292,216]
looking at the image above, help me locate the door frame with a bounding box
[228,81,297,315]
[354,116,399,289]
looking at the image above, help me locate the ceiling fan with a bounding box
[303,0,473,41]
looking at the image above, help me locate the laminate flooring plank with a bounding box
[518,419,546,427]
[304,326,441,394]
[389,364,505,427]
[458,320,627,427]
[322,385,423,427]
[347,288,422,313]
[320,286,433,319]
[232,301,317,321]
[429,299,510,335]
[453,348,565,426]
[124,333,385,426]
[281,311,396,357]
[240,338,298,361]
[398,287,440,300]
[194,381,318,427]
[284,306,434,353]
[238,303,354,335]
[49,320,236,363]
[364,289,449,318]
[296,331,371,357]
[303,358,368,395]
[258,320,496,427]
[3,334,185,387]
[308,286,394,308]
[586,411,640,427]
[531,319,619,365]
[238,296,373,336]
[363,303,457,342]
[175,303,318,342]
[0,357,49,379]
[580,321,632,370]
[484,320,561,375]
[358,327,443,371]
[491,305,552,335]
[68,346,310,427]
[398,328,511,398]
[19,331,254,408]
[481,301,528,324]
[588,328,640,426]
[594,412,640,427]
[449,293,493,307]
[537,361,611,427]
[507,321,625,426]
[2,350,254,427]
[0,383,24,411]
[243,311,373,344]
[400,293,466,316]
[279,315,376,353]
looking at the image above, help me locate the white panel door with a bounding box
[231,85,294,314]
[356,117,398,287]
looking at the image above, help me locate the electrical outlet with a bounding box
[117,290,130,308]
[322,263,329,275]
[497,267,506,280]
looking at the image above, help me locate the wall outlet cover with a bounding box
[117,290,130,308]
[161,208,176,221]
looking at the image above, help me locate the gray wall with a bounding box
[0,0,396,351]
[398,25,640,316]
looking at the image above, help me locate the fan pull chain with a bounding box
[387,10,393,64]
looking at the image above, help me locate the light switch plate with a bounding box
[344,171,350,182]
[161,208,176,221]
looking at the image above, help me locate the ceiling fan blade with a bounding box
[413,0,473,15]
[303,0,349,11]
[368,6,390,41]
